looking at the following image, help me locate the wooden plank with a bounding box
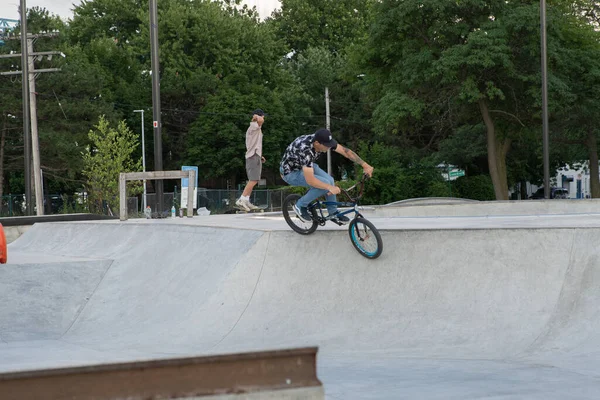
[187,169,195,217]
[122,171,190,180]
[119,173,127,220]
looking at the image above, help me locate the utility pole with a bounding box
[27,38,43,215]
[19,0,32,215]
[1,32,62,216]
[325,86,332,176]
[149,0,164,213]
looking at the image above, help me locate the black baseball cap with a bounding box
[251,109,265,116]
[313,128,337,148]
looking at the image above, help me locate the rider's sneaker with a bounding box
[246,201,260,210]
[293,203,312,222]
[235,197,251,211]
[330,211,350,225]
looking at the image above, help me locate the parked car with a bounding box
[529,187,569,199]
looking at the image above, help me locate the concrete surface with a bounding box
[2,209,600,399]
[185,387,324,400]
[377,198,600,217]
[4,225,30,244]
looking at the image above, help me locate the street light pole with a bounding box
[133,110,146,211]
[149,0,164,212]
[540,0,550,198]
[325,86,332,176]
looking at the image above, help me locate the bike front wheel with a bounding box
[348,217,383,259]
[282,194,319,235]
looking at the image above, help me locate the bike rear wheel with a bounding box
[348,217,383,259]
[282,194,319,235]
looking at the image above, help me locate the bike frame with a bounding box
[306,176,368,225]
[282,174,382,258]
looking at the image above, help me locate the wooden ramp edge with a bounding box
[0,347,323,400]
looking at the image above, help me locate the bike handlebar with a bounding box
[339,174,370,203]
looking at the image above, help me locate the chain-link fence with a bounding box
[0,193,89,217]
[0,188,304,218]
[135,188,302,215]
[195,188,302,214]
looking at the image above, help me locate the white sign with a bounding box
[181,188,198,209]
[181,166,199,209]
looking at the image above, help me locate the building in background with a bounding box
[510,162,595,200]
[556,163,592,199]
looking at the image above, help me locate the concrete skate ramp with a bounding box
[372,198,600,217]
[0,258,112,341]
[2,221,600,398]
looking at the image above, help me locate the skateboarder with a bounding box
[236,109,265,211]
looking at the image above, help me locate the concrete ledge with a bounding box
[0,213,117,227]
[366,199,600,217]
[384,197,479,206]
[0,347,323,400]
[0,214,118,244]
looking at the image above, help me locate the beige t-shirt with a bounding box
[245,121,263,159]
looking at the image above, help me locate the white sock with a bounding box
[240,195,249,201]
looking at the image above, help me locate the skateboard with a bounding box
[234,205,267,214]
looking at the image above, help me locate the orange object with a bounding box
[0,224,7,264]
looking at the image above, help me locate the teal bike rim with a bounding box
[351,222,378,257]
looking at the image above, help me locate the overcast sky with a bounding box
[3,0,281,21]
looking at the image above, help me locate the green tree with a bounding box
[0,27,26,200]
[272,0,377,180]
[34,40,127,194]
[363,0,600,200]
[167,1,308,186]
[345,141,449,204]
[270,0,375,55]
[68,0,144,45]
[82,116,142,215]
[65,0,312,189]
[544,0,600,197]
[0,6,129,202]
[0,6,68,203]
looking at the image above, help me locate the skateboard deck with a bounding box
[234,205,267,214]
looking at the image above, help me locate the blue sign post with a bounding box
[181,166,199,209]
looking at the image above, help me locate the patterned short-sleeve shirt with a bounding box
[280,134,336,175]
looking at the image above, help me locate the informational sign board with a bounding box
[181,166,198,209]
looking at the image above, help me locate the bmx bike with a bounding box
[282,174,383,259]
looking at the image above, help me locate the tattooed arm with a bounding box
[334,144,374,177]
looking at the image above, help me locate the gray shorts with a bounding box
[246,154,262,181]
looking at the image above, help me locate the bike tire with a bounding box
[282,194,319,235]
[348,217,383,259]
